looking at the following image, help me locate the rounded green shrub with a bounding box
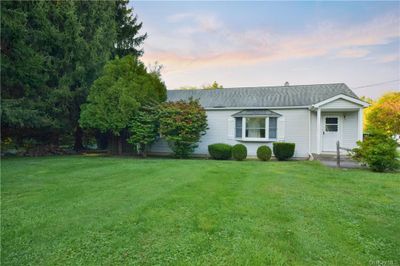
[351,132,399,172]
[208,143,232,160]
[273,142,295,161]
[232,144,247,161]
[257,145,272,161]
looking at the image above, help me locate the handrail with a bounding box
[336,141,352,167]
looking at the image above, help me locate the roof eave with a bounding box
[312,94,370,108]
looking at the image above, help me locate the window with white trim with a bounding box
[235,117,278,140]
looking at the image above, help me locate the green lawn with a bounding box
[1,156,399,265]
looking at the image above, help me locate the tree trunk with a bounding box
[74,126,84,151]
[107,134,114,155]
[142,144,147,158]
[118,135,122,155]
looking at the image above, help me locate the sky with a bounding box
[132,1,400,99]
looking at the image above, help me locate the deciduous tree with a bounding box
[365,92,400,135]
[202,81,223,89]
[79,55,166,154]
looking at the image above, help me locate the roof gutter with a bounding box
[205,105,311,111]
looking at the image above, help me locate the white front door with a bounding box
[322,116,340,151]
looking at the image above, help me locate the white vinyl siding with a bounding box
[227,117,235,140]
[277,110,309,157]
[277,116,285,141]
[320,99,362,109]
[150,109,311,157]
[342,112,358,149]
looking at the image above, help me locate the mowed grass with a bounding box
[1,156,399,265]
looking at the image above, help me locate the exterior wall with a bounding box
[150,108,311,158]
[320,98,361,109]
[341,111,359,149]
[310,111,317,153]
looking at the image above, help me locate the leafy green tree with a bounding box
[177,86,199,90]
[176,81,223,90]
[127,105,160,157]
[114,0,147,57]
[365,92,400,135]
[80,55,166,154]
[159,99,208,158]
[203,81,223,89]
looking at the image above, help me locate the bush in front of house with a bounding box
[351,131,399,172]
[257,145,272,161]
[159,99,208,158]
[232,144,247,161]
[208,143,232,160]
[273,142,295,161]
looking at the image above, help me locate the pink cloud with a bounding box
[142,13,400,73]
[336,48,370,58]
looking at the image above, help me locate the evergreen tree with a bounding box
[114,0,147,57]
[1,1,59,144]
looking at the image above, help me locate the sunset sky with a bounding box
[133,1,400,99]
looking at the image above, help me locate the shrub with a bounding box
[351,132,399,172]
[159,99,208,158]
[257,145,272,161]
[273,142,295,161]
[232,144,247,161]
[208,143,232,160]
[127,105,159,157]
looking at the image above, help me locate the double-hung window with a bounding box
[269,117,277,139]
[235,117,243,138]
[245,117,265,138]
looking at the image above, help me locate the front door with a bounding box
[322,116,340,151]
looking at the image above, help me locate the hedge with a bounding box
[273,142,295,161]
[232,144,247,161]
[208,143,232,160]
[257,145,272,161]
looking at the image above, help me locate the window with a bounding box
[235,117,242,138]
[325,117,338,132]
[269,117,277,139]
[245,117,266,138]
[234,116,279,140]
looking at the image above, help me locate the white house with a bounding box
[150,83,369,158]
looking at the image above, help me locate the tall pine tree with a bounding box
[114,0,147,57]
[1,1,147,151]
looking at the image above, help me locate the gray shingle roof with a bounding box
[167,83,359,108]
